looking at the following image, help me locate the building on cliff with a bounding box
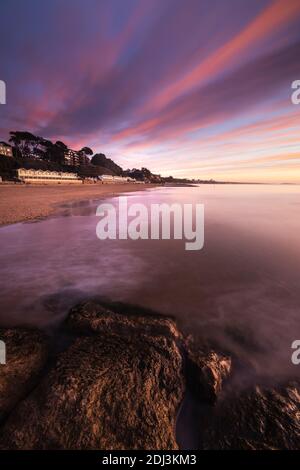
[0,143,13,158]
[64,149,90,167]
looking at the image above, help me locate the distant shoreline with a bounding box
[1,181,298,228]
[0,183,156,227]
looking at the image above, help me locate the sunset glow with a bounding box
[1,0,300,182]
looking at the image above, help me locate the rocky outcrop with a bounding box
[0,301,299,450]
[66,300,181,340]
[201,382,300,449]
[184,334,231,403]
[0,328,48,420]
[0,302,185,450]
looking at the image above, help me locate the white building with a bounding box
[99,175,137,183]
[17,168,82,184]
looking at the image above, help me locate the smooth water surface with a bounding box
[1,185,299,382]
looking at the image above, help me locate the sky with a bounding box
[1,0,300,182]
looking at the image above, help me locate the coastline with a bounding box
[0,183,156,227]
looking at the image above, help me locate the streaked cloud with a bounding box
[0,0,300,182]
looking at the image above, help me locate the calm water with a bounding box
[0,185,300,382]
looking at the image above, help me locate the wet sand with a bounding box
[0,183,155,226]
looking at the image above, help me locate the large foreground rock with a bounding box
[0,328,48,420]
[201,382,300,449]
[0,302,185,450]
[0,301,299,450]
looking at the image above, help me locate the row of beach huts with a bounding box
[2,168,144,185]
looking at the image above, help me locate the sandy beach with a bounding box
[0,183,155,226]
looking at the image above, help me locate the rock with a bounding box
[0,328,48,420]
[0,303,185,450]
[184,335,231,403]
[201,382,300,449]
[66,300,181,340]
[2,302,298,451]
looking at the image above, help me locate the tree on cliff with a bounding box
[55,141,68,151]
[9,131,37,158]
[80,147,93,156]
[124,167,153,181]
[49,141,69,165]
[79,147,93,166]
[9,131,53,161]
[91,153,123,176]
